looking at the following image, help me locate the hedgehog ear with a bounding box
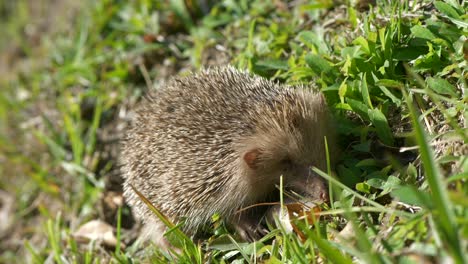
[243,149,261,170]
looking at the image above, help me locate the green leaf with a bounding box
[305,54,333,75]
[391,186,432,208]
[360,73,372,108]
[298,31,317,47]
[426,77,458,96]
[352,141,371,152]
[337,165,360,187]
[374,77,402,106]
[338,79,348,99]
[368,108,394,146]
[353,36,370,54]
[348,6,357,29]
[347,98,370,121]
[255,59,289,70]
[394,46,428,61]
[356,182,371,194]
[341,46,364,59]
[376,79,404,89]
[366,178,385,189]
[335,103,353,111]
[297,31,329,53]
[447,171,468,182]
[356,159,380,167]
[380,176,402,195]
[411,25,437,40]
[434,1,461,19]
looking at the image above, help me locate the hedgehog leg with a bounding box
[141,218,181,253]
[233,213,269,242]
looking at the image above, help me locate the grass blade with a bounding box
[404,90,466,264]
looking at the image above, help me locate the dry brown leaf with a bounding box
[268,202,322,241]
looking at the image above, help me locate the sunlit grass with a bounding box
[0,0,466,262]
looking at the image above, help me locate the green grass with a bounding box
[0,0,467,263]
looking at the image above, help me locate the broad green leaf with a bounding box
[342,56,353,75]
[305,54,333,75]
[368,31,377,43]
[411,25,437,40]
[376,79,404,89]
[374,77,402,105]
[426,77,458,96]
[341,46,364,59]
[394,46,428,61]
[356,159,380,167]
[381,176,402,195]
[352,141,371,152]
[335,103,353,111]
[368,108,394,146]
[434,1,461,19]
[379,27,386,51]
[337,165,360,187]
[297,31,329,53]
[338,79,348,100]
[391,186,432,208]
[353,36,370,54]
[366,178,385,189]
[347,98,370,121]
[379,85,401,105]
[356,182,371,194]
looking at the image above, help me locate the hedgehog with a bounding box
[120,66,332,246]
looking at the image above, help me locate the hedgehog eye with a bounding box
[291,116,300,129]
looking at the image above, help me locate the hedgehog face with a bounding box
[241,144,328,204]
[239,96,330,202]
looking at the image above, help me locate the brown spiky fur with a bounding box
[121,66,331,244]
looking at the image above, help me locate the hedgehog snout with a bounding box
[288,167,329,204]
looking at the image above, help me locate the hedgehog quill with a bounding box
[121,66,332,247]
